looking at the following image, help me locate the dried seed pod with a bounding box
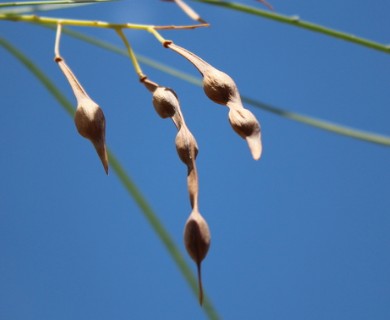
[167,43,262,160]
[75,98,109,174]
[184,210,211,305]
[55,57,109,174]
[203,68,238,106]
[175,126,199,165]
[152,86,179,119]
[228,108,262,160]
[142,78,180,120]
[166,43,239,106]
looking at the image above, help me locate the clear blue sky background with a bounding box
[1,0,389,319]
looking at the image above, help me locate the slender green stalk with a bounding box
[0,13,208,34]
[0,37,220,320]
[115,28,146,79]
[242,97,390,146]
[56,28,390,146]
[0,13,154,29]
[147,26,168,44]
[192,0,390,54]
[0,0,112,8]
[0,38,75,117]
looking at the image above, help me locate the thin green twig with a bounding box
[0,0,112,8]
[192,0,390,54]
[0,37,220,320]
[0,13,208,33]
[56,27,390,146]
[242,97,390,146]
[115,28,146,79]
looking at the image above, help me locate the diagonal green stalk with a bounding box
[191,0,390,54]
[0,0,113,8]
[55,27,390,146]
[242,97,390,146]
[0,37,220,320]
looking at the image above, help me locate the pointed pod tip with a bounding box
[197,262,204,306]
[245,133,262,160]
[228,108,262,160]
[184,212,210,307]
[93,141,109,175]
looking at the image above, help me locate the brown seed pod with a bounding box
[184,210,211,305]
[55,57,109,174]
[152,86,179,119]
[175,126,199,166]
[203,68,239,106]
[74,98,109,174]
[228,108,262,160]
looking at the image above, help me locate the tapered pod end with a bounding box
[184,211,211,305]
[228,108,262,160]
[92,139,109,175]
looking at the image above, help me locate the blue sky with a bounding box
[1,1,390,319]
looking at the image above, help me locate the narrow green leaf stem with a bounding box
[192,0,390,54]
[242,97,390,146]
[115,28,146,79]
[0,13,153,30]
[0,12,208,33]
[0,0,113,8]
[0,37,220,320]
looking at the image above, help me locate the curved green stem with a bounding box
[192,0,390,54]
[0,37,220,320]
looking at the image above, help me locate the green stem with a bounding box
[0,13,152,29]
[0,0,112,8]
[242,97,390,146]
[192,0,390,54]
[0,37,220,320]
[0,13,208,33]
[115,28,145,79]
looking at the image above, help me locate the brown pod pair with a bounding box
[167,42,262,160]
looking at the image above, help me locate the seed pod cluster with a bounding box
[167,42,262,160]
[55,57,109,174]
[143,77,210,305]
[51,21,264,309]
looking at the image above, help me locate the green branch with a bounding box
[192,0,390,54]
[0,0,112,7]
[0,37,220,320]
